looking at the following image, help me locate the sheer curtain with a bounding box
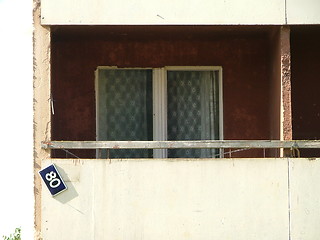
[167,71,220,158]
[97,69,153,158]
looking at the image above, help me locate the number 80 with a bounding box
[45,171,61,188]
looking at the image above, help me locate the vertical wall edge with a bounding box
[33,1,51,239]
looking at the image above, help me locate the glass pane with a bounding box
[167,70,220,158]
[98,69,153,158]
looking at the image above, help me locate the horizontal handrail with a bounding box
[41,140,320,150]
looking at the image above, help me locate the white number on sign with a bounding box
[45,171,61,188]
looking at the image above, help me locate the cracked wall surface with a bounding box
[33,1,51,239]
[280,27,293,141]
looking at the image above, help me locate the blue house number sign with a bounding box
[39,164,67,196]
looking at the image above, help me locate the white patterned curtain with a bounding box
[167,71,220,158]
[97,69,153,158]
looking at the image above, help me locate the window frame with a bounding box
[95,66,224,158]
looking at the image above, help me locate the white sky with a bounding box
[0,0,33,238]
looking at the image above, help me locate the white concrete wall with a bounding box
[0,0,34,238]
[40,0,320,25]
[287,0,320,24]
[42,158,289,240]
[42,158,320,239]
[41,0,286,25]
[289,158,320,240]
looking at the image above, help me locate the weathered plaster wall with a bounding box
[33,3,51,239]
[268,27,292,157]
[280,27,292,142]
[291,26,320,157]
[51,26,273,158]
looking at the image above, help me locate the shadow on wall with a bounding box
[54,165,79,204]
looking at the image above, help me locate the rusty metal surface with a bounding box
[51,26,272,158]
[291,26,320,157]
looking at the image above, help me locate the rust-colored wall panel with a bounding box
[51,26,271,158]
[268,29,281,157]
[291,27,320,157]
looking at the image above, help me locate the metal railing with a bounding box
[41,140,320,158]
[42,140,320,150]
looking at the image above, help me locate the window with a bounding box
[96,66,223,158]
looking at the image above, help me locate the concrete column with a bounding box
[269,26,292,157]
[280,26,292,142]
[280,27,293,157]
[33,2,51,239]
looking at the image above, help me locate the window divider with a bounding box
[153,68,168,158]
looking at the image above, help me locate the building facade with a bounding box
[34,0,320,239]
